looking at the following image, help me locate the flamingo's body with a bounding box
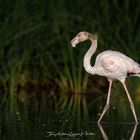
[93,50,140,80]
[71,31,140,124]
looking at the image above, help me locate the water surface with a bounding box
[0,92,140,140]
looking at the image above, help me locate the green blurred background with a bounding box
[0,0,140,94]
[0,0,140,139]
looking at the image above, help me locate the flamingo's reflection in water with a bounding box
[98,124,137,140]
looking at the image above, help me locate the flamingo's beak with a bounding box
[71,37,79,47]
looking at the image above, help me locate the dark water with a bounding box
[0,92,140,140]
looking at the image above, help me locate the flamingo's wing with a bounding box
[97,52,122,73]
[97,51,140,75]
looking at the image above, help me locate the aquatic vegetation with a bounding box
[0,0,139,95]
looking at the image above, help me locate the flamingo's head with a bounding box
[71,31,97,47]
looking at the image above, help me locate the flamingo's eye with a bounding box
[84,32,88,36]
[77,34,80,37]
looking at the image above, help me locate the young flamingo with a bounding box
[71,31,140,124]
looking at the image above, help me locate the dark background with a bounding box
[0,0,140,93]
[0,0,140,139]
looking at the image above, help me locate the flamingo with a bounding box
[71,31,140,124]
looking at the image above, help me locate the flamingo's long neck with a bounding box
[83,39,97,74]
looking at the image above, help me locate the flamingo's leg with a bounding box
[98,80,112,123]
[122,82,138,124]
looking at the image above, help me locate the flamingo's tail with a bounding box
[134,73,140,78]
[135,65,140,77]
[128,65,140,78]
